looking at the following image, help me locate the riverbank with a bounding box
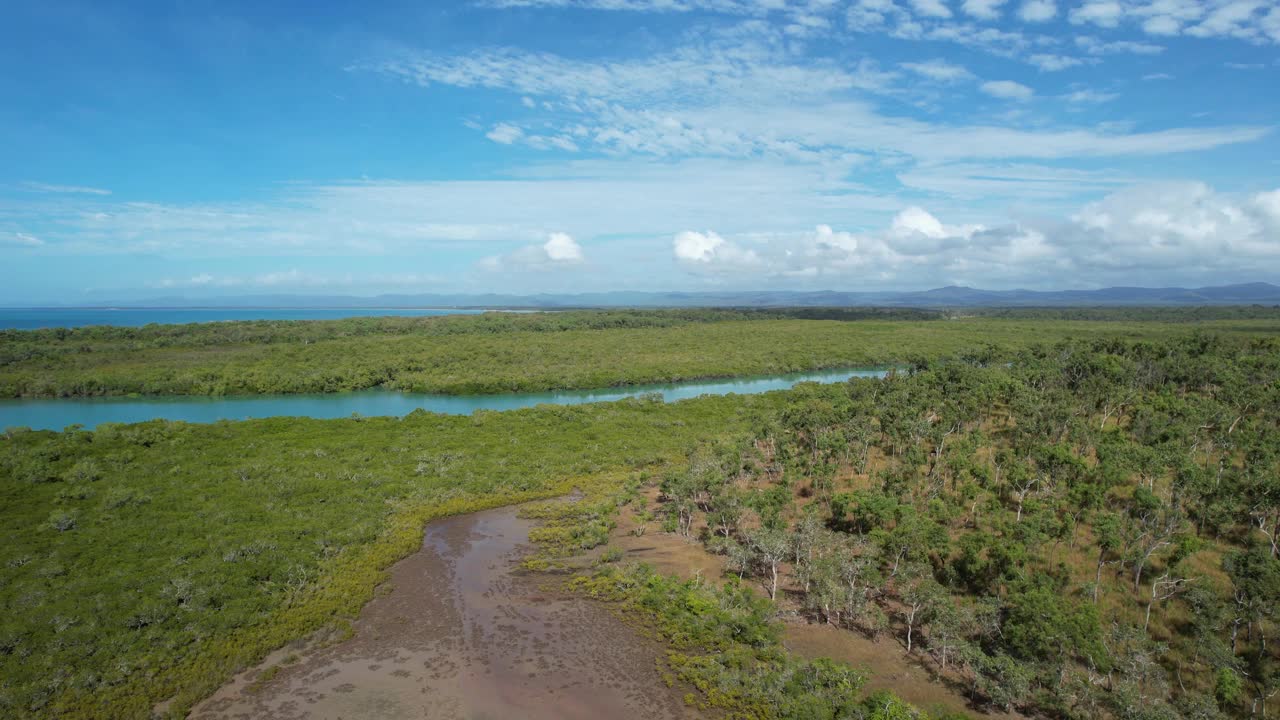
[191,504,697,720]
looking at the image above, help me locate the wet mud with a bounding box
[191,506,696,720]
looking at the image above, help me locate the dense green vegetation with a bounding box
[0,393,776,718]
[4,313,1279,719]
[966,306,1280,322]
[647,333,1280,719]
[3,309,1278,398]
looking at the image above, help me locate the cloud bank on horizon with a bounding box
[1,0,1278,302]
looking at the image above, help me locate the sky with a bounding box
[2,0,1278,303]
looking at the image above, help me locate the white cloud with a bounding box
[1142,14,1183,34]
[1076,36,1165,54]
[481,231,587,271]
[1028,53,1089,71]
[480,0,1280,46]
[962,0,1007,19]
[980,79,1034,100]
[1070,0,1126,26]
[673,229,725,262]
[543,231,584,261]
[5,232,44,247]
[1017,0,1057,21]
[908,0,953,18]
[1251,188,1280,224]
[1069,182,1280,270]
[486,123,525,144]
[20,182,111,196]
[1064,88,1120,103]
[478,0,839,16]
[664,182,1280,288]
[1188,0,1269,40]
[368,44,1267,169]
[896,162,1134,199]
[901,58,974,81]
[892,206,950,237]
[673,230,761,267]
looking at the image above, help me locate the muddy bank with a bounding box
[191,506,695,720]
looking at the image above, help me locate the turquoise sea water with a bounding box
[0,368,889,430]
[0,307,485,330]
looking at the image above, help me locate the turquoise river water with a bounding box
[0,368,889,431]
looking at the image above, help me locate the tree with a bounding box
[1001,580,1108,671]
[1124,487,1186,593]
[928,597,975,673]
[744,526,791,601]
[898,564,945,655]
[790,507,824,594]
[1093,510,1123,603]
[1144,571,1193,632]
[707,485,745,539]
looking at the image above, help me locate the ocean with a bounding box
[0,307,487,330]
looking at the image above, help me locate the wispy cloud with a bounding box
[4,232,44,247]
[21,182,112,196]
[1064,88,1120,104]
[367,42,1266,168]
[901,58,975,82]
[980,79,1034,101]
[1028,53,1090,71]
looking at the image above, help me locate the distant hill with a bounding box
[45,282,1280,309]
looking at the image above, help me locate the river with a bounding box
[0,368,889,430]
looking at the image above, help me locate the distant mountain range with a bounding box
[30,282,1280,309]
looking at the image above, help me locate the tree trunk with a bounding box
[906,605,918,653]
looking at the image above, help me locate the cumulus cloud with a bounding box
[486,123,525,144]
[1069,183,1280,271]
[1028,54,1089,71]
[650,182,1280,289]
[543,231,584,261]
[482,231,586,270]
[901,59,974,81]
[1017,0,1057,21]
[673,230,761,267]
[1070,0,1125,26]
[1064,88,1119,104]
[980,79,1034,100]
[962,0,1008,19]
[908,0,953,18]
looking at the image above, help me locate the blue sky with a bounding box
[2,0,1278,303]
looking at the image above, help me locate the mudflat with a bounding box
[190,506,695,720]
